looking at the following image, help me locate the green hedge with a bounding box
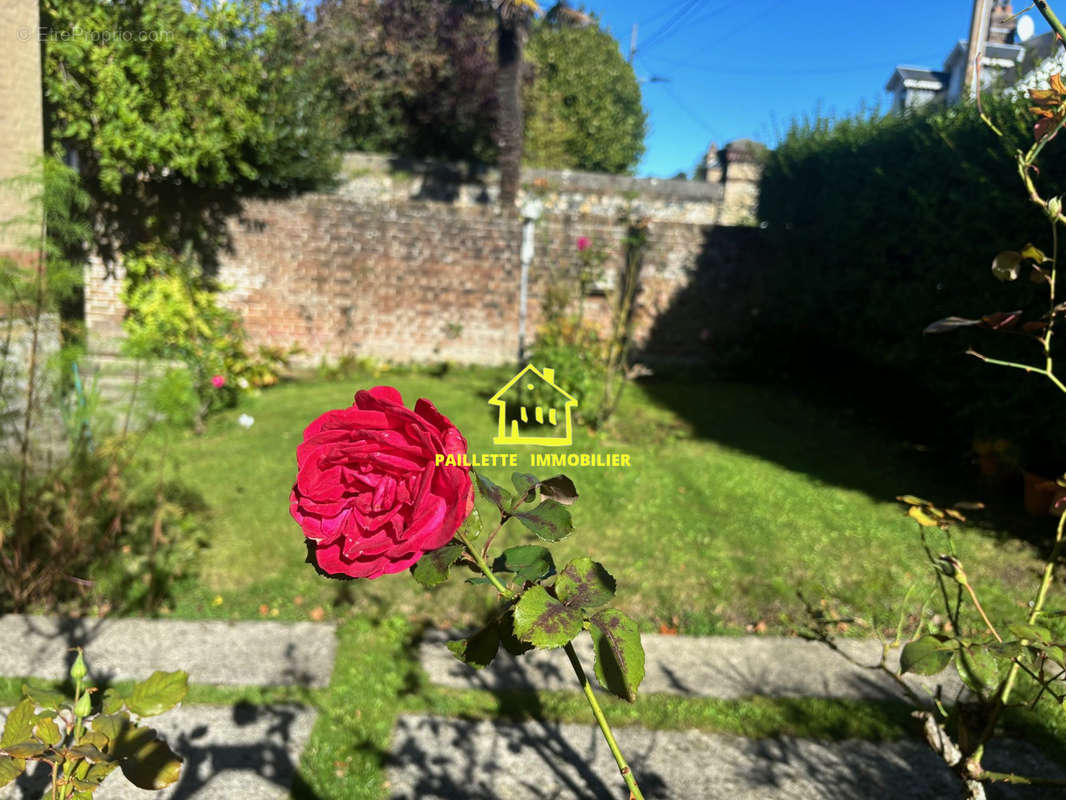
[756,97,1066,469]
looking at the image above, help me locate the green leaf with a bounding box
[510,472,539,503]
[900,636,953,676]
[493,545,555,584]
[67,744,113,763]
[126,671,188,717]
[513,500,573,542]
[1045,645,1066,668]
[446,624,501,670]
[76,730,110,752]
[992,251,1023,281]
[555,558,616,609]
[411,544,464,588]
[476,473,513,512]
[110,720,183,790]
[0,755,24,789]
[91,713,127,745]
[1,698,36,747]
[101,688,125,715]
[955,646,1002,694]
[538,475,579,505]
[512,586,584,648]
[1008,623,1053,643]
[588,608,645,702]
[3,741,46,759]
[35,717,61,747]
[22,685,67,712]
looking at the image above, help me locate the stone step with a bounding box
[1,703,316,800]
[420,631,965,702]
[0,615,336,688]
[387,714,1065,799]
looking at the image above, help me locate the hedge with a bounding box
[755,97,1066,471]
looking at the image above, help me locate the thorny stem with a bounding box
[1036,0,1066,48]
[462,517,645,800]
[563,641,646,800]
[457,528,514,599]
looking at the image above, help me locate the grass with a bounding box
[136,365,1051,638]
[58,365,1066,796]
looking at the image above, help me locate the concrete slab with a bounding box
[421,631,966,702]
[1,703,316,800]
[387,714,1064,799]
[0,615,336,687]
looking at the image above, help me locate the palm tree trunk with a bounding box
[496,14,523,211]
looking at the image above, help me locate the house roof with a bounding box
[886,67,950,93]
[985,41,1026,64]
[943,38,1026,70]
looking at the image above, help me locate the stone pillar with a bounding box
[719,139,766,226]
[0,0,44,257]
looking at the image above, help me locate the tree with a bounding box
[311,0,498,162]
[524,16,646,173]
[41,0,341,260]
[494,0,539,208]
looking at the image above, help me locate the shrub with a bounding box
[122,247,294,430]
[757,95,1066,466]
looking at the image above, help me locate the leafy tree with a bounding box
[524,15,646,173]
[311,0,499,162]
[41,0,341,259]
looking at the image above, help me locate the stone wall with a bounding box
[85,149,767,368]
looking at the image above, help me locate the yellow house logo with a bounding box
[489,364,577,446]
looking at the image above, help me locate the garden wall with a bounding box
[84,148,767,368]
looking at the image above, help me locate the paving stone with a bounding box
[1,704,316,800]
[421,631,966,702]
[387,714,1065,800]
[0,615,336,687]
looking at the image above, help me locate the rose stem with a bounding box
[459,530,646,799]
[563,642,646,800]
[458,530,514,599]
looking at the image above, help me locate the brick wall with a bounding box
[85,152,767,367]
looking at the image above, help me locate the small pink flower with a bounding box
[576,236,590,252]
[211,375,226,389]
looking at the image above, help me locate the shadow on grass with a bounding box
[633,375,1056,553]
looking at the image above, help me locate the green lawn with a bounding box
[139,365,1051,638]
[31,366,1066,796]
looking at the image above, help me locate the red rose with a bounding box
[290,386,474,579]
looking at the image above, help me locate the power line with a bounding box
[637,0,703,53]
[637,0,695,28]
[638,1,738,55]
[641,52,947,77]
[636,56,721,139]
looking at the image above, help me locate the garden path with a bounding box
[1,616,1063,798]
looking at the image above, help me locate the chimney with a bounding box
[541,368,555,384]
[988,2,1017,44]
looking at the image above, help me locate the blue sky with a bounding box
[588,1,1054,177]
